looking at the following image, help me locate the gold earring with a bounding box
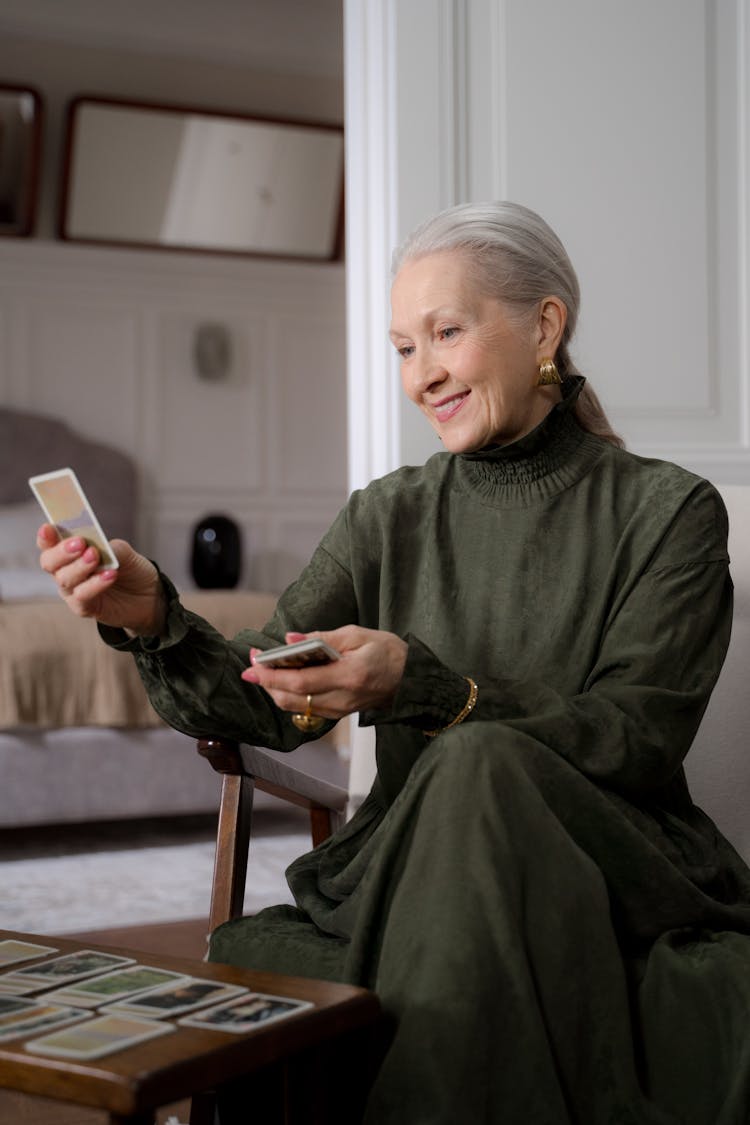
[537,358,562,386]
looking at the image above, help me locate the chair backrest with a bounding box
[684,484,750,864]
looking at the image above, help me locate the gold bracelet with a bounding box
[424,677,478,737]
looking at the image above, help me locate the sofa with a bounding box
[683,485,750,863]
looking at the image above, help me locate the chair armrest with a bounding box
[239,744,349,816]
[197,738,349,930]
[197,739,349,819]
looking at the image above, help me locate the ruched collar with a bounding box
[453,376,605,505]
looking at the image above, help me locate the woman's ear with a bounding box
[535,296,567,360]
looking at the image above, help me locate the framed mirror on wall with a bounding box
[58,96,345,261]
[0,84,43,237]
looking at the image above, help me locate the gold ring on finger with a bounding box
[291,693,326,734]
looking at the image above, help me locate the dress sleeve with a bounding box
[363,481,733,796]
[98,532,359,751]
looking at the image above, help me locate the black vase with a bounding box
[191,514,242,589]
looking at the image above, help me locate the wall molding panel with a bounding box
[0,239,347,591]
[346,0,750,485]
[344,0,402,492]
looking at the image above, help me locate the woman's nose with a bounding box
[408,349,447,397]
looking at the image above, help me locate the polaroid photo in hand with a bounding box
[253,638,340,669]
[28,467,119,571]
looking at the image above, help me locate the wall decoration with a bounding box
[0,84,43,237]
[59,96,344,261]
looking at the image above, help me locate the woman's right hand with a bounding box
[37,525,167,635]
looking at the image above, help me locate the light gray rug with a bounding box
[1,831,309,934]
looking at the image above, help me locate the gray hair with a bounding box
[392,201,623,447]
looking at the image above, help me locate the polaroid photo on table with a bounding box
[0,939,58,968]
[28,467,119,571]
[0,997,87,1040]
[26,1012,174,1060]
[0,977,53,996]
[0,1003,91,1041]
[0,996,40,1019]
[44,965,188,1009]
[178,992,313,1033]
[109,977,247,1018]
[0,950,135,990]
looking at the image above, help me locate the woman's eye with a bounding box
[439,326,459,341]
[398,344,415,359]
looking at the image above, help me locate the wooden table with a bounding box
[0,930,383,1125]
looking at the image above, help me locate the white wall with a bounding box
[346,0,750,487]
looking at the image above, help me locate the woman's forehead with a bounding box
[390,253,492,331]
[393,249,471,287]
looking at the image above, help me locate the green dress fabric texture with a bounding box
[105,380,750,1123]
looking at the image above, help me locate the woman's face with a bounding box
[390,251,563,453]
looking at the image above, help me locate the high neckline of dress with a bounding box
[453,376,605,504]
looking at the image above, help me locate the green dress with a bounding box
[105,379,750,1123]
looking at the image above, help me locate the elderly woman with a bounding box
[40,202,750,1123]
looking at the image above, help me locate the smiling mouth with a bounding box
[432,391,469,422]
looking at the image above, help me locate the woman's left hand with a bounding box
[240,626,409,720]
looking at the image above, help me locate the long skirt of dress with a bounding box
[209,722,750,1124]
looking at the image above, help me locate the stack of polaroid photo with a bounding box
[0,938,312,1061]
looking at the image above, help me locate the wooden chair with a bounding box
[192,739,387,1125]
[196,738,350,932]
